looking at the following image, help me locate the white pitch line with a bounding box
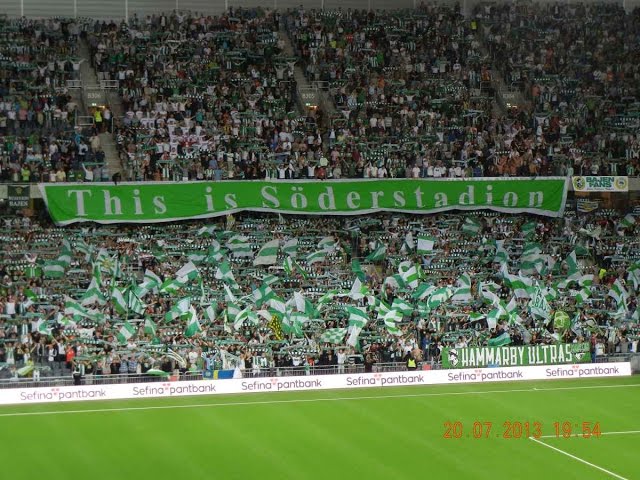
[529,437,629,480]
[0,382,638,418]
[539,430,640,439]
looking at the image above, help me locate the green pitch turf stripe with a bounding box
[529,437,629,480]
[0,382,638,417]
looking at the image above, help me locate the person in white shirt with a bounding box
[337,349,346,374]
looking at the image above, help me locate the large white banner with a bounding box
[0,362,631,406]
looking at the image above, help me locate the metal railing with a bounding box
[0,362,416,389]
[1,355,635,390]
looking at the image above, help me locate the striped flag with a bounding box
[627,263,640,291]
[416,235,436,254]
[413,283,436,301]
[144,318,157,336]
[348,277,369,301]
[165,297,191,322]
[575,286,592,305]
[461,217,481,236]
[306,250,327,265]
[116,321,136,344]
[365,241,387,262]
[346,306,369,347]
[253,239,279,266]
[608,279,628,307]
[175,261,200,281]
[391,298,413,316]
[383,310,403,336]
[81,278,106,306]
[184,307,202,337]
[319,328,347,344]
[196,225,216,236]
[282,238,298,257]
[215,261,237,287]
[451,273,472,302]
[43,260,66,278]
[318,236,337,252]
[564,250,579,275]
[487,332,511,346]
[111,288,128,315]
[253,284,275,307]
[426,287,453,310]
[616,214,636,234]
[398,262,419,289]
[227,235,253,258]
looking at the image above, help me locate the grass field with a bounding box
[1,376,639,480]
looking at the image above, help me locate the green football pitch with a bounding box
[1,376,639,480]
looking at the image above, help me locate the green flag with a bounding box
[116,321,136,344]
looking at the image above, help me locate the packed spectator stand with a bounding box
[0,208,638,383]
[0,4,639,385]
[2,4,639,184]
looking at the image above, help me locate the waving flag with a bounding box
[253,239,279,266]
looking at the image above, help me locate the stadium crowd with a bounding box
[0,206,638,380]
[2,4,640,183]
[0,17,111,183]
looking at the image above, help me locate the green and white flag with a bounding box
[283,256,307,278]
[159,277,187,295]
[575,286,592,306]
[346,306,369,347]
[253,284,275,308]
[175,261,200,281]
[564,250,579,276]
[529,286,551,321]
[227,235,253,258]
[348,277,369,301]
[196,225,216,236]
[413,283,436,301]
[318,236,337,252]
[81,278,106,306]
[319,328,347,344]
[35,318,51,335]
[144,318,157,336]
[126,289,146,316]
[391,298,413,316]
[469,312,485,322]
[215,261,237,287]
[398,262,419,289]
[253,239,279,266]
[501,266,534,298]
[317,290,338,311]
[426,287,453,310]
[365,241,387,262]
[204,304,217,323]
[627,263,640,291]
[184,306,202,337]
[616,214,636,233]
[43,260,66,278]
[451,273,472,302]
[479,282,501,307]
[306,250,327,265]
[165,297,191,322]
[282,238,298,257]
[487,332,511,347]
[416,235,436,254]
[608,279,628,307]
[111,287,128,315]
[116,321,136,344]
[64,298,96,320]
[462,217,481,236]
[383,310,403,336]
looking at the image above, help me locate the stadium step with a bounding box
[99,133,122,178]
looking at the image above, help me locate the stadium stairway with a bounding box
[278,28,336,128]
[77,39,124,178]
